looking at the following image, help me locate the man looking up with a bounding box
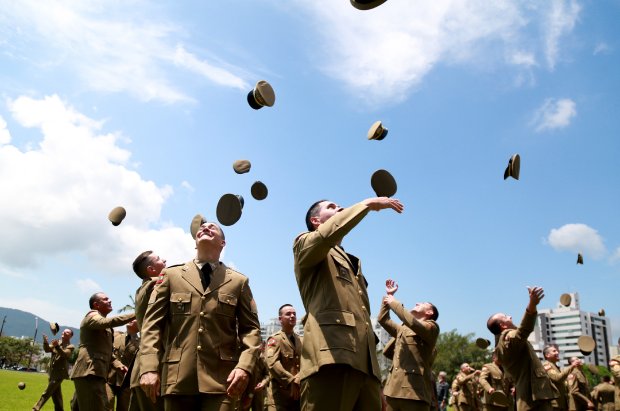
[33,328,74,411]
[139,221,261,411]
[487,287,557,411]
[293,197,404,411]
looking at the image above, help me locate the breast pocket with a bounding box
[170,292,191,315]
[216,293,237,317]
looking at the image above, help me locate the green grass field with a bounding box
[0,369,75,411]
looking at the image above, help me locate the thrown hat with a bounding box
[503,154,520,180]
[577,335,596,355]
[17,382,26,390]
[50,322,59,336]
[233,160,251,174]
[587,364,599,375]
[598,309,605,317]
[371,169,397,197]
[367,121,388,141]
[475,338,491,350]
[577,253,584,265]
[216,194,244,226]
[560,293,571,307]
[190,214,207,240]
[489,391,509,407]
[350,0,388,10]
[108,206,126,226]
[251,181,268,201]
[247,80,275,110]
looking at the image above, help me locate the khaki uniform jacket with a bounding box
[293,202,381,382]
[542,360,571,410]
[455,371,478,406]
[567,368,592,411]
[139,261,261,396]
[130,278,157,389]
[495,309,556,411]
[479,362,513,409]
[378,298,439,403]
[108,332,139,388]
[44,339,74,382]
[590,382,614,411]
[611,361,620,411]
[266,330,302,389]
[70,311,135,380]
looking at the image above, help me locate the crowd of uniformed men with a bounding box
[33,197,620,411]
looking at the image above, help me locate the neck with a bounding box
[282,327,294,335]
[196,248,220,263]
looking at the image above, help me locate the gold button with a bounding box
[201,296,205,300]
[336,319,341,323]
[365,322,369,326]
[200,311,204,316]
[197,345,202,350]
[178,297,182,301]
[362,305,366,310]
[198,328,203,333]
[358,290,363,295]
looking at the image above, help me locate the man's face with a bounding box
[147,254,167,278]
[94,293,113,315]
[495,313,515,330]
[412,302,433,319]
[312,201,343,229]
[545,347,560,362]
[279,306,297,330]
[61,329,72,342]
[196,222,225,248]
[461,363,473,374]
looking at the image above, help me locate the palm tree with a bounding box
[117,295,135,313]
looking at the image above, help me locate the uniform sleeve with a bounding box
[83,311,135,330]
[293,203,369,270]
[478,366,493,392]
[568,372,591,407]
[57,344,74,359]
[387,298,439,344]
[266,336,295,386]
[234,277,261,374]
[139,271,171,375]
[513,309,537,342]
[377,299,399,338]
[43,339,52,353]
[545,364,572,383]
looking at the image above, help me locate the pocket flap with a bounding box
[316,310,355,327]
[166,347,182,363]
[218,293,237,306]
[170,292,191,303]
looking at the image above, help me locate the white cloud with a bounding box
[610,247,620,264]
[531,98,577,132]
[0,1,249,103]
[0,94,194,273]
[298,0,582,104]
[593,42,610,56]
[547,223,606,259]
[543,0,581,69]
[0,115,11,145]
[76,278,102,294]
[181,180,195,192]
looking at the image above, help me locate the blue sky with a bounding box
[0,0,618,345]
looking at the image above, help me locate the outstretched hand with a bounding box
[385,279,398,295]
[362,197,404,213]
[526,286,544,312]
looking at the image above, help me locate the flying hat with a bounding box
[216,194,244,226]
[108,206,126,226]
[251,181,268,201]
[503,154,520,180]
[350,0,388,10]
[475,338,491,349]
[247,80,275,110]
[598,309,605,317]
[50,322,59,336]
[577,335,596,355]
[489,391,509,407]
[17,382,26,390]
[233,160,251,174]
[371,169,397,197]
[190,214,207,240]
[587,363,599,375]
[577,253,584,265]
[367,121,388,141]
[560,293,571,307]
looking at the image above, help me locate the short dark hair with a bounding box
[429,303,439,321]
[305,200,327,232]
[89,292,103,309]
[132,250,153,279]
[543,345,556,357]
[602,375,611,382]
[278,304,293,316]
[487,314,502,335]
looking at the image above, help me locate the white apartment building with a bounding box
[527,292,611,366]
